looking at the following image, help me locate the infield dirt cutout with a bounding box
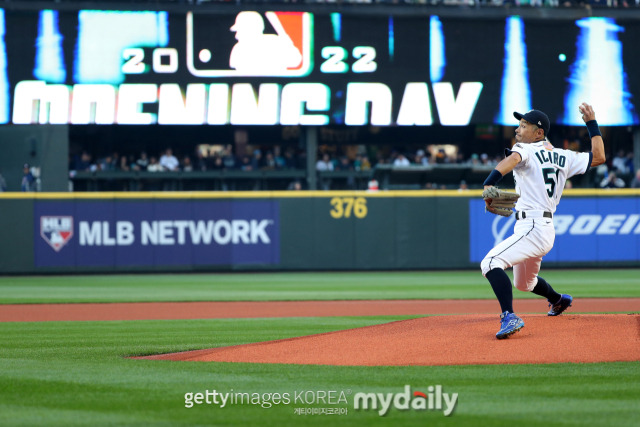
[2,299,638,366]
[137,313,640,366]
[127,299,639,366]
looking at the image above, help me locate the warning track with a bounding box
[1,298,637,322]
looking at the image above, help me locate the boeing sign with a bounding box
[470,197,640,263]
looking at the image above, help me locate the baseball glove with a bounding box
[482,187,519,217]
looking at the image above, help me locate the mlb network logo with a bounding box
[186,11,313,77]
[40,216,73,252]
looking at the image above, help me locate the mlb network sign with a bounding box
[34,200,280,268]
[469,197,640,262]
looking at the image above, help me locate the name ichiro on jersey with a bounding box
[534,150,566,168]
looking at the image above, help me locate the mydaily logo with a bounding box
[353,385,458,417]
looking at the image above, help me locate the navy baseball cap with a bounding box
[513,110,550,135]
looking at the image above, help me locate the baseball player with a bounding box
[481,103,605,339]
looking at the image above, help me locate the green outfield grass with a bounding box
[0,269,639,304]
[1,270,638,426]
[1,317,639,427]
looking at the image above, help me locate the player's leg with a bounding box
[481,222,544,305]
[480,233,531,339]
[513,256,572,315]
[532,277,560,302]
[481,232,524,314]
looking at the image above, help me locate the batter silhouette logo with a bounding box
[186,11,313,77]
[40,216,73,252]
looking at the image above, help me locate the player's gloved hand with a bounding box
[482,187,520,217]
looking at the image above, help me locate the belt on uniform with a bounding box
[515,211,552,220]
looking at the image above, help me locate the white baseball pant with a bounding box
[481,217,555,292]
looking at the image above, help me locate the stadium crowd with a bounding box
[69,142,637,190]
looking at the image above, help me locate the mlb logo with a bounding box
[186,11,313,77]
[40,216,73,252]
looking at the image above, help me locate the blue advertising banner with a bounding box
[34,200,280,268]
[469,197,640,263]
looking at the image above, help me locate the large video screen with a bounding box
[1,9,638,126]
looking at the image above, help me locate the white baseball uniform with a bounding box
[480,139,593,291]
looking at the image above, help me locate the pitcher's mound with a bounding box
[137,314,640,366]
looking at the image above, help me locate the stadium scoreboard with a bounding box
[1,9,638,126]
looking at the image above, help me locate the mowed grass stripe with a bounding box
[0,318,638,427]
[0,269,638,304]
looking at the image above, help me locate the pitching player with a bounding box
[481,103,605,339]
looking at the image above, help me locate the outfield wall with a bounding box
[1,190,639,274]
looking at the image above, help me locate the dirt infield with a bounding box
[1,298,638,322]
[136,314,640,366]
[3,298,638,366]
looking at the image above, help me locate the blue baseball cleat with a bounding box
[548,294,573,316]
[496,311,524,339]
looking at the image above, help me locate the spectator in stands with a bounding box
[361,154,373,170]
[434,149,447,164]
[631,169,640,188]
[193,149,208,171]
[21,163,36,192]
[119,155,131,172]
[624,152,634,175]
[287,180,303,191]
[612,150,630,174]
[273,146,286,169]
[211,154,225,171]
[74,151,93,171]
[336,156,356,189]
[262,151,278,170]
[283,147,297,169]
[239,155,253,171]
[335,156,353,171]
[147,156,162,172]
[0,170,6,192]
[599,171,626,188]
[136,151,149,171]
[316,153,334,171]
[181,156,194,172]
[222,145,237,170]
[458,180,469,192]
[111,152,121,170]
[316,153,334,190]
[354,154,371,171]
[393,153,411,166]
[250,149,263,170]
[415,149,430,166]
[97,154,115,171]
[159,148,180,171]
